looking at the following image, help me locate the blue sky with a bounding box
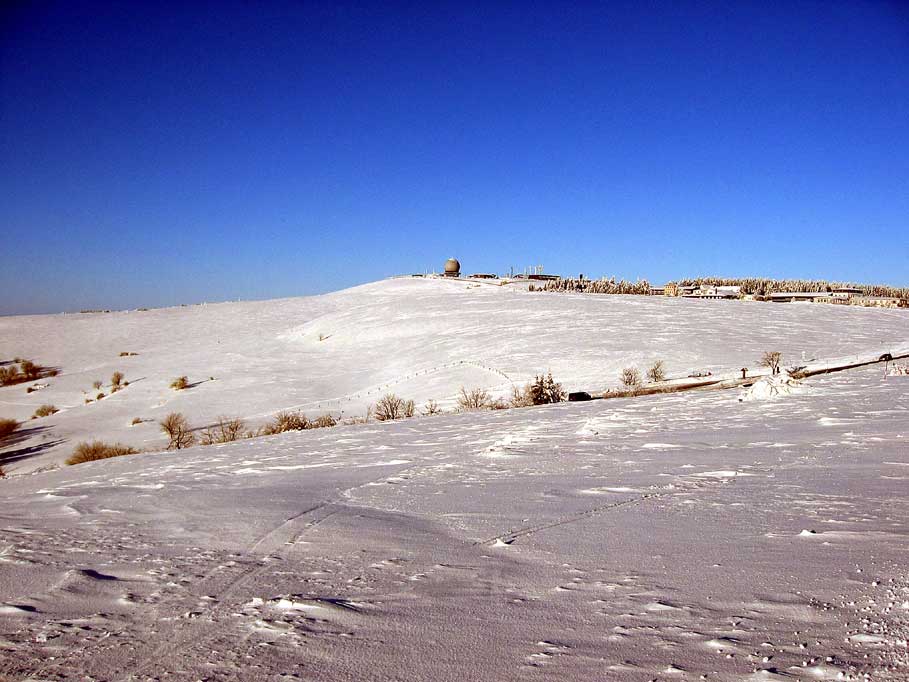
[1,1,907,314]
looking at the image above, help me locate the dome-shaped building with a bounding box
[443,258,461,277]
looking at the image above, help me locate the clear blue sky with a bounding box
[2,1,907,314]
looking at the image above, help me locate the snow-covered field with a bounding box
[1,278,908,680]
[1,277,906,473]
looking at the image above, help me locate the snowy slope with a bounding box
[0,366,907,680]
[1,276,907,472]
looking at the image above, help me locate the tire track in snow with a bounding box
[120,501,341,681]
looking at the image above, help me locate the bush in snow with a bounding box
[111,371,124,388]
[620,367,641,388]
[373,393,409,422]
[200,416,246,445]
[646,360,666,383]
[170,376,189,390]
[310,414,337,429]
[1,360,55,386]
[66,441,139,465]
[457,387,491,411]
[422,399,442,416]
[160,412,194,449]
[262,410,309,434]
[0,418,19,439]
[528,372,566,404]
[32,404,58,418]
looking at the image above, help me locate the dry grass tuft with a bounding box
[262,411,309,434]
[310,414,337,429]
[0,418,19,439]
[170,376,189,390]
[66,441,139,466]
[32,404,58,418]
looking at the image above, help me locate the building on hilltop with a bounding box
[770,292,822,303]
[443,258,461,278]
[682,285,741,299]
[850,296,904,309]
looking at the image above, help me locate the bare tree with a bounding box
[646,360,666,383]
[457,387,491,411]
[374,393,406,421]
[620,367,641,388]
[200,416,245,445]
[510,384,534,408]
[759,351,782,375]
[160,412,194,449]
[422,399,441,416]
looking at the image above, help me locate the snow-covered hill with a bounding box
[1,276,907,472]
[2,277,909,680]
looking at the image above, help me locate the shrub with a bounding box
[310,414,337,429]
[170,376,189,390]
[0,466,5,478]
[620,367,641,388]
[66,441,139,465]
[0,366,20,385]
[374,393,407,422]
[510,384,534,408]
[96,392,105,400]
[403,399,416,418]
[528,372,566,405]
[119,351,138,357]
[200,416,246,445]
[422,399,441,416]
[131,417,143,425]
[2,360,53,386]
[160,412,194,449]
[26,386,36,394]
[20,360,40,380]
[92,380,103,390]
[787,365,808,379]
[85,398,92,404]
[111,371,124,388]
[759,351,782,375]
[457,387,491,411]
[32,404,58,418]
[646,360,666,383]
[263,410,309,434]
[0,418,19,439]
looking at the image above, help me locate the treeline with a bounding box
[671,277,909,299]
[531,275,908,300]
[532,277,652,295]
